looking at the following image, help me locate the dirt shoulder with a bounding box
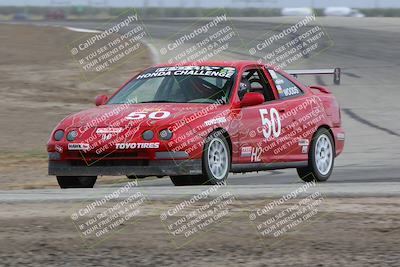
[0,197,398,266]
[0,24,152,189]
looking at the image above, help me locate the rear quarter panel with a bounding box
[309,86,345,157]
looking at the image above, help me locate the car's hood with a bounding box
[60,103,226,130]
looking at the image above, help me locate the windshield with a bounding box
[108,66,236,104]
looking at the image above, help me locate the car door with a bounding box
[267,68,315,162]
[237,67,293,164]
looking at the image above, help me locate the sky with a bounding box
[1,0,400,8]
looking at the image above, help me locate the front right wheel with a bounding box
[57,176,97,189]
[297,128,334,182]
[170,175,203,186]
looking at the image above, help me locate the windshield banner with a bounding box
[136,66,236,79]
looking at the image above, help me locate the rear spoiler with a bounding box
[286,68,341,85]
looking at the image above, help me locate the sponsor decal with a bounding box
[276,84,284,95]
[298,139,309,146]
[241,146,262,162]
[101,133,113,141]
[269,69,278,79]
[268,69,301,97]
[116,142,160,149]
[282,86,301,97]
[96,127,123,134]
[55,145,63,153]
[337,133,345,141]
[68,143,90,151]
[299,139,309,154]
[241,146,252,157]
[204,117,227,126]
[95,127,123,141]
[136,66,236,80]
[126,111,170,120]
[251,147,262,162]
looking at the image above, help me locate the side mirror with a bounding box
[240,92,265,107]
[95,95,109,106]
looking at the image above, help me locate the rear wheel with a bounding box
[56,176,97,189]
[297,128,334,182]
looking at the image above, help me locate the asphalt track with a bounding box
[2,17,400,199]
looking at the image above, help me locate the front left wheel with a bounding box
[56,176,97,189]
[202,132,231,185]
[169,131,231,186]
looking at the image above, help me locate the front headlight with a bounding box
[53,130,64,141]
[159,129,173,140]
[142,130,154,141]
[66,130,78,141]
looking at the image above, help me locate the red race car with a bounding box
[47,61,345,188]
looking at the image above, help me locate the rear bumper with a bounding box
[332,127,345,157]
[48,159,202,176]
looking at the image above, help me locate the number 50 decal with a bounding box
[259,108,281,139]
[126,111,171,120]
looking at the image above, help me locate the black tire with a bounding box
[127,175,147,179]
[169,131,231,186]
[297,128,335,182]
[200,130,231,185]
[56,176,97,189]
[170,175,203,186]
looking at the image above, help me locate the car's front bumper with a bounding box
[48,159,202,176]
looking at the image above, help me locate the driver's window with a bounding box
[239,68,275,101]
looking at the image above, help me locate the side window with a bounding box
[239,68,275,101]
[268,69,303,99]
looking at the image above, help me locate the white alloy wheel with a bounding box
[314,134,333,176]
[207,138,229,180]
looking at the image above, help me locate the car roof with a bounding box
[153,60,267,69]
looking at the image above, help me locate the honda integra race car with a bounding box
[47,61,345,188]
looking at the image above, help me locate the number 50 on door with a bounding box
[259,108,281,139]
